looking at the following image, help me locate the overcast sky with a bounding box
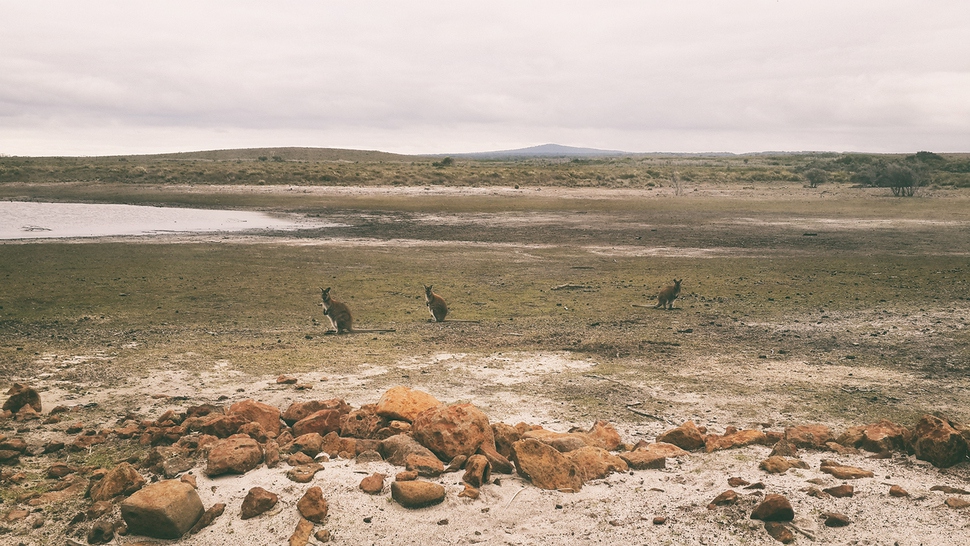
[2,1,968,156]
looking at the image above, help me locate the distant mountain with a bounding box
[139,147,413,162]
[456,143,631,159]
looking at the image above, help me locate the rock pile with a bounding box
[2,383,969,544]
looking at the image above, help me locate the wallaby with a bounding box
[655,279,682,310]
[425,285,448,322]
[320,287,395,335]
[422,285,479,324]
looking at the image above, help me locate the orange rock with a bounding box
[376,386,442,422]
[412,403,493,461]
[510,439,583,492]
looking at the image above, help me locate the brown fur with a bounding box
[425,285,448,323]
[320,287,354,333]
[656,279,682,310]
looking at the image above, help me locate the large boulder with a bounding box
[412,403,493,461]
[89,462,146,502]
[583,421,622,451]
[510,439,583,492]
[229,400,281,436]
[379,433,439,466]
[120,480,204,539]
[492,422,524,459]
[656,421,706,451]
[2,383,42,414]
[784,424,834,449]
[705,428,767,452]
[297,486,329,523]
[521,429,588,453]
[376,386,442,422]
[292,409,345,437]
[838,420,911,453]
[205,435,263,477]
[340,404,388,439]
[282,399,351,426]
[564,446,628,481]
[913,415,968,468]
[288,432,325,457]
[200,413,248,438]
[390,480,446,508]
[618,450,666,470]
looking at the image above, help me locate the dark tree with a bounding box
[803,168,828,188]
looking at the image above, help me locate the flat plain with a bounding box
[1,151,969,544]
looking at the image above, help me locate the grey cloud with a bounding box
[1,1,968,155]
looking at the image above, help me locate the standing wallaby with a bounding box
[319,287,396,335]
[320,287,354,333]
[655,279,682,310]
[425,285,448,323]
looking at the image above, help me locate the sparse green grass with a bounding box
[2,154,969,427]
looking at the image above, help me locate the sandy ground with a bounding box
[3,183,970,545]
[6,351,969,546]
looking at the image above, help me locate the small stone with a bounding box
[297,486,329,523]
[823,484,854,498]
[396,470,419,481]
[618,449,666,470]
[445,454,468,473]
[87,500,114,519]
[277,375,298,384]
[356,450,384,463]
[708,490,738,509]
[946,497,970,509]
[822,511,851,527]
[889,484,910,497]
[763,521,795,543]
[769,439,798,458]
[241,487,279,519]
[462,454,491,488]
[90,462,147,502]
[760,456,794,474]
[406,453,445,477]
[652,516,667,525]
[819,461,874,480]
[287,451,314,466]
[315,529,332,543]
[804,487,830,499]
[189,503,225,534]
[286,463,324,483]
[359,473,385,494]
[180,474,197,489]
[121,480,204,539]
[750,494,794,522]
[46,462,77,479]
[391,480,447,508]
[458,483,480,499]
[930,485,970,494]
[2,383,42,414]
[87,520,115,544]
[288,517,314,546]
[727,477,750,487]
